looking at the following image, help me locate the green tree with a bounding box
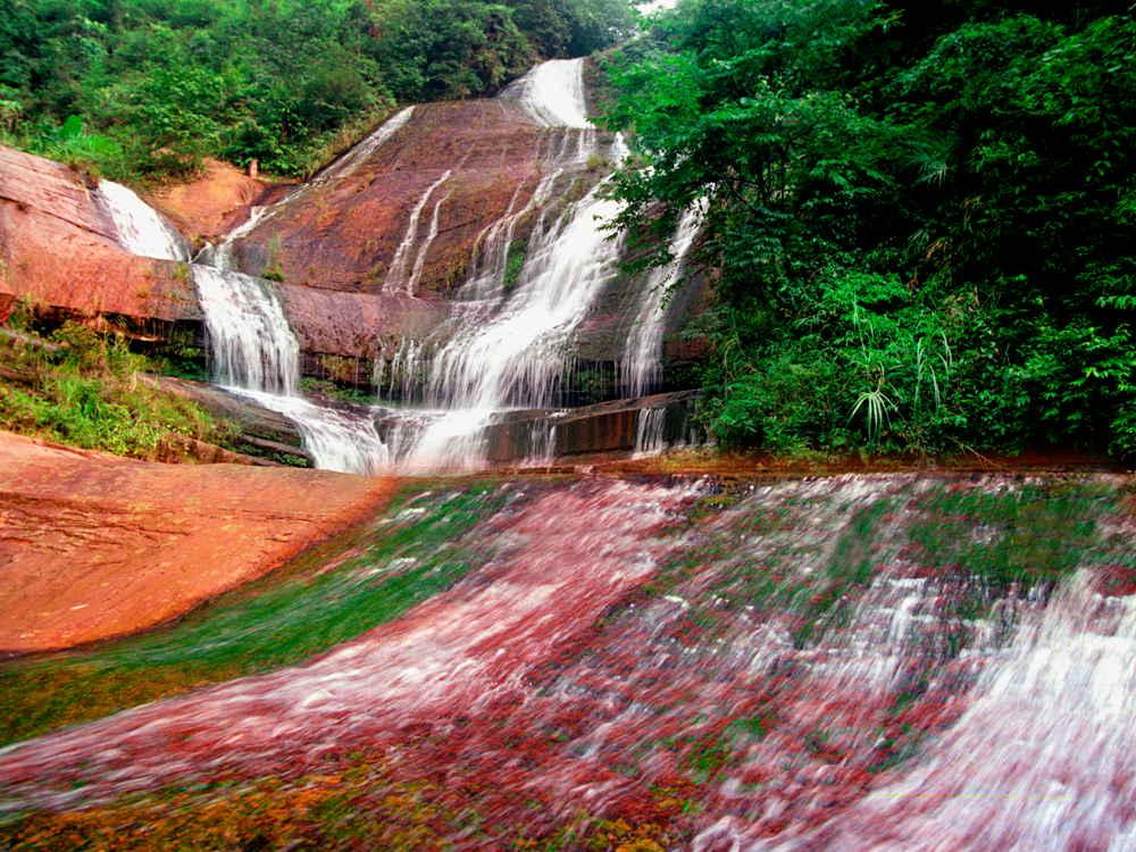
[604,0,1136,459]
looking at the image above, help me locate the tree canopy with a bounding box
[0,0,635,178]
[604,0,1136,460]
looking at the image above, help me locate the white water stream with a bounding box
[621,201,704,398]
[384,168,454,295]
[95,181,191,262]
[98,180,389,473]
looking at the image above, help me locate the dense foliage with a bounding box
[605,0,1136,460]
[0,316,233,457]
[0,0,634,179]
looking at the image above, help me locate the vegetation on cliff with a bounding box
[605,0,1136,461]
[0,0,634,180]
[0,313,236,458]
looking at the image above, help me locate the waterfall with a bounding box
[314,106,414,185]
[621,201,703,398]
[502,58,593,129]
[384,169,454,295]
[425,181,625,411]
[93,167,392,473]
[376,58,630,470]
[462,164,563,302]
[97,59,671,474]
[191,265,299,395]
[95,181,190,262]
[193,229,389,473]
[634,406,667,456]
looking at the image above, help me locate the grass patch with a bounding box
[503,238,528,293]
[0,319,235,458]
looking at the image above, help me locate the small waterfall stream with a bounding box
[95,181,191,262]
[621,201,704,398]
[96,180,389,473]
[384,169,454,295]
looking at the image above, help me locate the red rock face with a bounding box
[0,147,200,324]
[144,158,279,246]
[225,101,546,298]
[0,430,397,654]
[280,285,448,361]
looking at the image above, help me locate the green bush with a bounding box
[604,0,1136,460]
[0,321,232,458]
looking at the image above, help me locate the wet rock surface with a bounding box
[223,101,547,297]
[1,473,1132,848]
[480,390,701,462]
[146,376,313,465]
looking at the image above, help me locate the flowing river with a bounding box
[1,474,1133,848]
[9,54,1132,852]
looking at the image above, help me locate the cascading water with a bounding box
[96,60,685,475]
[384,169,454,295]
[374,58,630,471]
[314,106,414,185]
[193,232,389,474]
[634,406,667,455]
[190,265,299,395]
[621,201,704,398]
[95,181,190,262]
[502,58,593,129]
[94,169,388,473]
[797,572,1136,850]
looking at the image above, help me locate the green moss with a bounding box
[908,483,1107,591]
[681,733,732,783]
[503,238,528,293]
[300,376,374,406]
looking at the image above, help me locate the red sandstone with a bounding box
[0,431,397,654]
